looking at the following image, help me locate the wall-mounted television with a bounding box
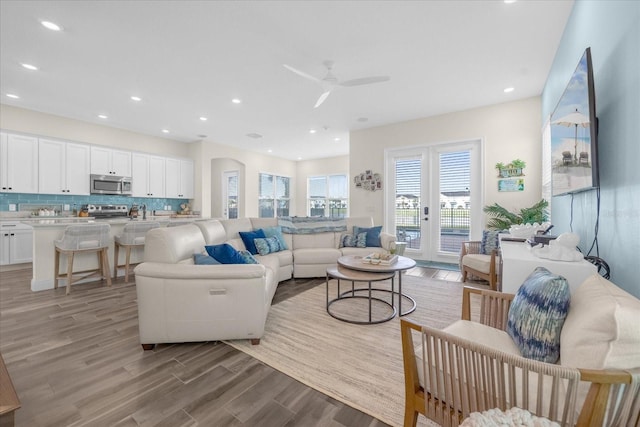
[550,47,599,196]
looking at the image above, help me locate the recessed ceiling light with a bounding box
[21,63,38,71]
[334,137,341,142]
[130,96,142,101]
[231,98,242,104]
[297,157,302,161]
[161,129,170,134]
[309,129,317,134]
[98,114,108,119]
[6,93,19,99]
[267,149,273,153]
[504,0,517,3]
[504,87,515,93]
[41,20,62,31]
[199,117,208,121]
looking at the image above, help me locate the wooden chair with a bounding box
[401,287,639,427]
[54,224,111,295]
[113,221,160,282]
[460,240,498,291]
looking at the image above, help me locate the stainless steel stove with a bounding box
[83,204,129,218]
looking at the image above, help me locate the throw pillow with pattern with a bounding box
[480,230,501,254]
[340,231,367,248]
[254,236,282,255]
[507,267,570,363]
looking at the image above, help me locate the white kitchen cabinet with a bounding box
[132,153,165,197]
[91,146,132,176]
[39,138,90,195]
[165,158,194,199]
[0,223,33,265]
[0,132,39,193]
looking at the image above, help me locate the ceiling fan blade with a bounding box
[283,64,321,84]
[340,76,390,87]
[314,90,332,108]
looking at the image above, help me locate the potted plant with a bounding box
[483,199,549,230]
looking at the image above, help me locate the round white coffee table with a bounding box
[337,255,417,316]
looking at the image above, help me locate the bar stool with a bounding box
[54,224,112,295]
[113,221,160,282]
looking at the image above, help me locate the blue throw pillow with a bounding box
[353,225,382,247]
[254,236,281,255]
[340,232,367,248]
[193,253,221,265]
[507,267,571,363]
[205,244,256,264]
[480,230,501,254]
[239,229,266,255]
[262,226,288,250]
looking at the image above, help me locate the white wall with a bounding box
[295,155,349,215]
[349,97,543,226]
[193,140,297,218]
[541,1,640,297]
[0,104,189,158]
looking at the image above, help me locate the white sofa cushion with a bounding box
[461,254,493,274]
[293,232,336,249]
[294,248,341,264]
[560,274,640,370]
[194,220,227,245]
[220,218,253,240]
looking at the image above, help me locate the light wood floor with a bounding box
[0,265,468,427]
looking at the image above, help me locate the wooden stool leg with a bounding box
[66,252,74,295]
[54,248,60,290]
[113,243,120,279]
[124,246,132,283]
[102,248,112,287]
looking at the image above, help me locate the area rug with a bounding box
[225,276,474,427]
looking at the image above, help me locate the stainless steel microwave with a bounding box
[90,174,132,195]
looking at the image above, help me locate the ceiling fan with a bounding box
[283,60,390,108]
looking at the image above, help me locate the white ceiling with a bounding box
[0,0,574,161]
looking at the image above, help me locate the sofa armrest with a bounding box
[380,231,396,251]
[134,262,266,280]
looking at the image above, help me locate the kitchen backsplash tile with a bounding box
[0,193,187,212]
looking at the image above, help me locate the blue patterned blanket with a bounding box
[277,217,347,234]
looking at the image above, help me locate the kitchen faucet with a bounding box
[142,204,147,220]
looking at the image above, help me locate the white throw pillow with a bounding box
[560,274,640,370]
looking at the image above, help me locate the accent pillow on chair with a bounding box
[507,267,570,363]
[480,230,501,254]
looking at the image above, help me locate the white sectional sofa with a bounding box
[134,216,395,349]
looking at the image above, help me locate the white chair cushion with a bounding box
[462,254,492,273]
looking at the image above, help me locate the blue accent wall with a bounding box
[0,193,187,214]
[542,1,640,297]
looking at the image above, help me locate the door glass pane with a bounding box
[226,174,238,219]
[395,158,421,250]
[439,151,470,253]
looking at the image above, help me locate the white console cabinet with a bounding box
[500,240,597,295]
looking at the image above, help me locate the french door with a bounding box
[384,140,483,263]
[222,171,239,219]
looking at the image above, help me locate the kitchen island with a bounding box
[28,217,206,292]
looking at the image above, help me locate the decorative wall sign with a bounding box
[498,178,525,192]
[354,170,382,191]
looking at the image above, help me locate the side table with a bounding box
[326,266,396,324]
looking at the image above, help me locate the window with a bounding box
[308,174,348,218]
[259,173,290,218]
